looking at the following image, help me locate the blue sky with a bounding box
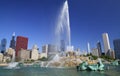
[0,0,120,52]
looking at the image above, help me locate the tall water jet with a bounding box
[11,50,15,62]
[46,0,72,67]
[55,0,71,51]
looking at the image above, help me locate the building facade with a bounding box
[31,45,39,60]
[87,42,91,54]
[60,40,66,52]
[97,41,102,57]
[7,48,15,56]
[15,36,28,57]
[0,53,3,63]
[48,44,58,54]
[42,44,48,54]
[92,48,99,57]
[18,49,30,61]
[10,32,16,49]
[113,39,120,59]
[0,38,7,54]
[109,49,115,59]
[102,33,111,55]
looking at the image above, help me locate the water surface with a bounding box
[0,65,120,76]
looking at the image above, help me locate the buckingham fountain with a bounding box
[1,0,120,76]
[39,0,104,69]
[5,0,101,69]
[44,0,82,68]
[5,0,78,69]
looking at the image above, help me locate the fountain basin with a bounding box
[5,62,20,69]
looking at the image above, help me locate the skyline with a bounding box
[0,0,120,51]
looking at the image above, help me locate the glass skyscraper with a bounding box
[60,40,66,52]
[10,32,16,49]
[113,39,120,59]
[0,38,7,54]
[97,41,102,56]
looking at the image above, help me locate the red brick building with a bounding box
[15,36,28,56]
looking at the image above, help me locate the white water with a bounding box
[46,54,61,67]
[41,62,44,67]
[46,0,71,68]
[6,51,19,69]
[52,54,60,62]
[55,0,71,49]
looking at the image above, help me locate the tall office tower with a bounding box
[102,33,111,55]
[42,44,48,54]
[0,38,7,54]
[15,36,28,56]
[48,44,57,54]
[97,41,102,57]
[10,32,16,49]
[113,39,120,59]
[87,42,91,54]
[60,40,66,52]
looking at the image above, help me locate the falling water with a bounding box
[46,0,71,67]
[6,51,19,69]
[55,0,71,48]
[46,54,60,67]
[11,51,15,62]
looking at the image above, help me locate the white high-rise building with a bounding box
[31,45,39,60]
[87,42,91,54]
[102,33,111,55]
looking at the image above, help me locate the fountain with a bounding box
[55,0,71,49]
[46,54,62,68]
[45,0,71,68]
[41,62,44,67]
[45,0,81,68]
[6,50,19,69]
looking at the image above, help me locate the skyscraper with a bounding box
[97,41,102,56]
[42,44,48,54]
[113,39,120,59]
[0,38,7,54]
[87,42,91,54]
[15,36,28,56]
[102,33,111,55]
[60,40,66,52]
[10,32,16,49]
[48,44,57,55]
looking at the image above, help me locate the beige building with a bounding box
[40,53,47,58]
[31,45,39,60]
[0,53,3,63]
[6,48,15,56]
[92,48,99,57]
[18,49,30,61]
[109,49,115,59]
[3,56,11,63]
